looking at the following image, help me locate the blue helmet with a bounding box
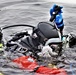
[50,4,63,16]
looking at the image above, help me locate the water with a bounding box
[47,0,76,4]
[0,0,76,75]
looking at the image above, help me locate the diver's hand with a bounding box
[50,14,56,22]
[49,11,59,22]
[38,45,58,57]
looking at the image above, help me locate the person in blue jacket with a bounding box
[49,4,64,36]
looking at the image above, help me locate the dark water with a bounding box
[0,0,76,75]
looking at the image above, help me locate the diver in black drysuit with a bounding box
[5,22,62,59]
[3,21,76,60]
[5,31,43,59]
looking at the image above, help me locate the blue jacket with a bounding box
[50,4,64,28]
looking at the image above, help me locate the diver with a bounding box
[0,28,4,53]
[49,4,64,37]
[5,22,60,59]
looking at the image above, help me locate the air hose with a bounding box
[2,24,35,30]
